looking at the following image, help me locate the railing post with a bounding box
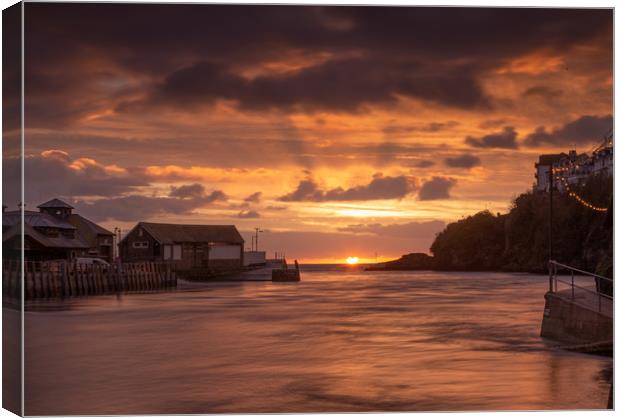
[548,260,553,292]
[571,271,574,300]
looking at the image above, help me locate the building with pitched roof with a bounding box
[2,198,114,262]
[119,222,244,273]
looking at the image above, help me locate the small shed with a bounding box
[119,222,245,272]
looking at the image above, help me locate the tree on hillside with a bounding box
[430,210,505,271]
[429,173,612,273]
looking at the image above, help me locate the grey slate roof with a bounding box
[37,198,74,209]
[3,200,111,251]
[3,210,77,230]
[66,214,113,249]
[3,223,90,249]
[135,222,244,244]
[68,214,113,236]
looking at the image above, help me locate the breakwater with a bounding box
[540,261,613,346]
[3,260,177,299]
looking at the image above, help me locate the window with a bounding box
[163,244,182,260]
[45,228,59,237]
[132,241,149,249]
[138,228,143,237]
[173,245,182,260]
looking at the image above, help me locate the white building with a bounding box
[553,150,591,192]
[534,142,613,193]
[534,153,566,192]
[243,251,266,266]
[591,146,613,177]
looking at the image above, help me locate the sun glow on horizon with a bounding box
[346,256,360,265]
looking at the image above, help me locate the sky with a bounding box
[3,4,613,263]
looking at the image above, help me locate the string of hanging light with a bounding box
[552,167,608,212]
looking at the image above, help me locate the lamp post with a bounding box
[548,167,554,292]
[254,227,264,252]
[113,227,122,261]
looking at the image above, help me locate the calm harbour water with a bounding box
[22,267,612,414]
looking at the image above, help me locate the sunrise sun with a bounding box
[346,256,359,265]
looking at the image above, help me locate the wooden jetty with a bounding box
[272,259,301,282]
[2,259,177,300]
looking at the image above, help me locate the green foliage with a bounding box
[430,211,505,270]
[429,175,613,273]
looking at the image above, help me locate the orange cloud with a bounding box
[497,51,565,75]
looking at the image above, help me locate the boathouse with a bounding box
[119,222,244,273]
[2,198,114,262]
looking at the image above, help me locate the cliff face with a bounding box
[377,175,613,274]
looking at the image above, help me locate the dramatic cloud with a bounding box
[74,183,227,222]
[169,184,227,202]
[465,127,519,149]
[265,205,288,211]
[23,5,611,126]
[279,173,417,202]
[279,179,321,202]
[418,177,456,201]
[203,190,227,203]
[244,192,262,203]
[169,183,206,199]
[444,153,481,168]
[1,149,230,223]
[338,220,446,239]
[523,114,612,147]
[478,119,509,129]
[238,210,261,219]
[3,151,149,206]
[122,57,491,114]
[522,85,563,99]
[366,142,445,167]
[382,121,459,135]
[7,4,612,262]
[74,195,207,222]
[408,160,436,168]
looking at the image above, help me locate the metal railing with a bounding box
[548,260,613,314]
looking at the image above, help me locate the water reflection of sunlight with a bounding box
[23,271,611,415]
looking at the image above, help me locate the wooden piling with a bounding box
[3,260,177,299]
[24,261,30,300]
[4,260,11,297]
